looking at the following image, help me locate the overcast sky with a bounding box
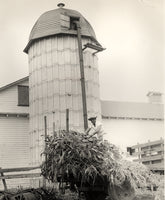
[0,0,164,102]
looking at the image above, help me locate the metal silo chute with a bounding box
[83,43,106,55]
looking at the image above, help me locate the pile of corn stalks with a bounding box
[41,130,120,184]
[41,130,159,198]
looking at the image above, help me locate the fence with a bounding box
[0,110,71,191]
[0,166,40,190]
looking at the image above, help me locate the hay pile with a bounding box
[41,130,159,200]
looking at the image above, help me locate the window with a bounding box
[151,144,161,149]
[141,146,149,151]
[142,161,150,165]
[142,154,148,158]
[18,85,29,106]
[70,16,79,30]
[127,147,135,155]
[152,160,161,164]
[132,148,135,153]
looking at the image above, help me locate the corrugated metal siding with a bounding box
[0,80,29,113]
[0,116,30,189]
[28,35,101,166]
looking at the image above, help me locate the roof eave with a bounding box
[0,76,29,92]
[24,33,101,54]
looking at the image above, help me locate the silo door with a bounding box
[60,14,70,28]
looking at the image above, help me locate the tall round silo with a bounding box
[24,4,104,168]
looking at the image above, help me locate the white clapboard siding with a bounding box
[0,80,29,113]
[0,116,30,189]
[28,35,101,167]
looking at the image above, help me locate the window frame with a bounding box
[17,85,29,107]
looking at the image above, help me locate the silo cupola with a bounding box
[24,5,101,53]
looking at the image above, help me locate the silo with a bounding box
[24,4,104,169]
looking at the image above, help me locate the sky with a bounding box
[0,0,164,102]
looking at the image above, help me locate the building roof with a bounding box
[24,6,100,53]
[0,76,29,92]
[101,100,164,120]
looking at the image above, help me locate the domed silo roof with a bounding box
[24,5,100,53]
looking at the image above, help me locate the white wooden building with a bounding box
[0,77,30,189]
[102,99,164,151]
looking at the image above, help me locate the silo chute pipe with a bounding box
[74,21,88,131]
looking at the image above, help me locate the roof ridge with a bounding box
[0,76,29,92]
